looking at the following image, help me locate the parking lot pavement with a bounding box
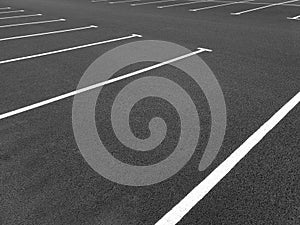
[0,0,299,224]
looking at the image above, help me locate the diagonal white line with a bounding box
[190,0,253,11]
[131,0,180,6]
[0,13,42,20]
[0,34,142,65]
[0,9,24,14]
[156,91,300,225]
[231,0,299,15]
[0,18,66,28]
[0,46,211,120]
[0,25,98,42]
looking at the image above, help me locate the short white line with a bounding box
[0,7,11,10]
[155,91,300,225]
[0,34,141,65]
[109,0,141,4]
[0,18,66,28]
[131,0,180,6]
[0,25,98,42]
[0,9,24,14]
[0,46,212,120]
[190,0,253,11]
[231,0,299,15]
[158,1,213,9]
[0,13,42,20]
[287,15,300,20]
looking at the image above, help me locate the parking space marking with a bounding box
[0,46,213,120]
[0,13,42,20]
[156,91,300,225]
[190,0,253,12]
[91,0,108,2]
[109,0,142,4]
[0,25,98,42]
[158,0,214,9]
[131,0,181,6]
[0,18,66,28]
[0,34,141,65]
[0,9,24,14]
[287,14,300,20]
[231,0,299,15]
[0,7,11,10]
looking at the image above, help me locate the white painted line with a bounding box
[0,9,24,14]
[0,46,212,120]
[0,13,42,20]
[190,0,253,11]
[231,0,299,15]
[109,0,141,4]
[0,7,11,10]
[287,15,300,20]
[0,25,98,42]
[156,91,300,225]
[131,0,180,6]
[158,0,213,9]
[0,34,142,65]
[91,0,107,2]
[0,18,66,28]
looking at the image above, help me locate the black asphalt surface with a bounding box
[0,0,299,224]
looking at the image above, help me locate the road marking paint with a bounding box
[0,7,11,10]
[287,15,300,20]
[0,25,98,42]
[0,9,24,14]
[158,0,213,8]
[231,0,299,15]
[155,91,300,225]
[0,46,212,120]
[91,0,108,2]
[0,13,42,20]
[0,18,66,28]
[131,0,180,6]
[109,0,141,4]
[0,34,141,65]
[190,0,253,11]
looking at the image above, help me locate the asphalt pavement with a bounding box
[0,0,299,224]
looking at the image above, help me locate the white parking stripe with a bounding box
[0,9,24,14]
[0,34,141,65]
[109,0,141,4]
[0,46,212,120]
[131,0,180,6]
[0,18,66,28]
[91,0,107,2]
[0,7,12,10]
[0,25,98,42]
[156,91,300,225]
[0,13,42,20]
[158,1,213,9]
[287,15,300,20]
[190,0,253,12]
[231,0,299,15]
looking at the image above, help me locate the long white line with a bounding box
[0,13,42,20]
[131,0,180,6]
[287,15,300,20]
[156,91,300,225]
[109,0,141,4]
[0,18,66,28]
[0,9,24,14]
[0,7,11,10]
[0,25,98,42]
[158,1,213,9]
[0,34,141,65]
[91,0,107,2]
[190,0,253,11]
[231,0,299,15]
[0,46,211,120]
